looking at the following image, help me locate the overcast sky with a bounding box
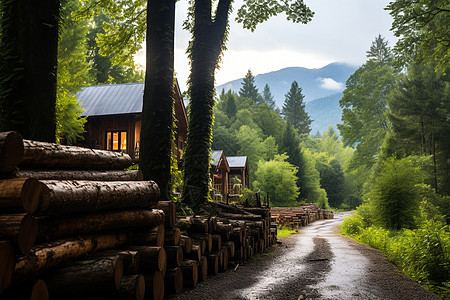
[135,0,397,91]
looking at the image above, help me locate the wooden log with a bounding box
[15,169,144,181]
[180,260,198,287]
[164,268,183,295]
[113,274,145,300]
[212,234,222,251]
[1,279,49,300]
[144,271,164,300]
[191,240,205,256]
[179,235,192,254]
[0,131,24,173]
[190,233,212,253]
[230,227,242,244]
[97,250,141,275]
[0,178,41,213]
[210,216,218,232]
[198,256,208,282]
[14,232,127,283]
[37,180,159,216]
[175,216,193,231]
[0,240,15,293]
[20,140,132,170]
[216,222,232,240]
[149,201,176,228]
[207,254,219,275]
[37,209,164,242]
[184,244,201,261]
[0,213,38,254]
[165,246,183,268]
[164,228,181,246]
[189,218,208,233]
[127,225,165,247]
[125,246,166,275]
[44,254,123,296]
[220,246,229,272]
[220,212,262,221]
[225,241,235,258]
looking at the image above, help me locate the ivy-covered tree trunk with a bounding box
[182,0,231,210]
[139,0,176,200]
[0,0,60,142]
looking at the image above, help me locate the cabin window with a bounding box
[106,131,127,152]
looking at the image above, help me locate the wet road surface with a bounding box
[167,212,441,300]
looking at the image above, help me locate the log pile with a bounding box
[271,204,334,229]
[0,131,170,299]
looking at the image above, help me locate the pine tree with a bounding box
[262,83,276,109]
[282,81,312,135]
[239,70,262,104]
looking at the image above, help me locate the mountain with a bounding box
[216,62,357,107]
[306,93,343,135]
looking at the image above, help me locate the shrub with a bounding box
[340,214,364,236]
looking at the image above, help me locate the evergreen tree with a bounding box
[338,36,398,169]
[282,81,312,135]
[222,90,238,119]
[239,70,262,104]
[262,83,276,109]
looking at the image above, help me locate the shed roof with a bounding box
[77,83,145,117]
[211,150,223,167]
[227,156,247,168]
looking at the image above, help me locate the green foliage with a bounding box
[386,0,450,71]
[254,154,299,207]
[338,35,399,170]
[277,226,298,237]
[316,159,346,208]
[340,214,364,236]
[298,149,329,208]
[262,83,276,110]
[282,81,311,135]
[366,157,425,230]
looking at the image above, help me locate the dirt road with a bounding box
[168,212,441,300]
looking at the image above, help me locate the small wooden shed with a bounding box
[210,150,230,201]
[226,156,249,194]
[76,81,187,162]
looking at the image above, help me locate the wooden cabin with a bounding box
[76,81,188,162]
[210,150,230,201]
[227,156,250,194]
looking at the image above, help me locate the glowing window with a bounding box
[106,131,127,152]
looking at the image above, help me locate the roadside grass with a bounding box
[277,226,298,238]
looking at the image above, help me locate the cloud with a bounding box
[318,78,344,91]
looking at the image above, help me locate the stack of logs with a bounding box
[271,204,334,229]
[0,131,277,300]
[0,131,171,300]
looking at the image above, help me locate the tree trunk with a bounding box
[20,140,132,170]
[16,170,143,181]
[37,209,164,242]
[0,213,38,254]
[44,254,123,296]
[140,0,176,201]
[127,224,165,247]
[1,279,49,300]
[0,240,15,293]
[164,267,183,295]
[143,271,164,300]
[0,131,24,173]
[181,0,232,210]
[0,0,60,142]
[149,201,176,228]
[14,232,127,283]
[165,246,183,268]
[0,178,41,213]
[125,246,166,275]
[100,250,141,275]
[37,180,159,215]
[112,274,145,300]
[180,260,198,287]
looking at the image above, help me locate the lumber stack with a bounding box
[271,204,334,229]
[0,131,170,299]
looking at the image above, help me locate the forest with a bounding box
[0,0,449,297]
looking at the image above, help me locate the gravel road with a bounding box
[167,212,442,300]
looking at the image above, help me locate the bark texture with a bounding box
[0,131,24,173]
[16,170,143,181]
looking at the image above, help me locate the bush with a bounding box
[340,214,364,236]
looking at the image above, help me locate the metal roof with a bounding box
[227,156,247,168]
[76,83,145,117]
[211,150,223,167]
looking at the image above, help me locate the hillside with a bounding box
[216,62,357,106]
[306,93,343,135]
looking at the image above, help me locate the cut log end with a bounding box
[18,213,38,254]
[0,240,15,293]
[0,131,24,173]
[31,279,49,300]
